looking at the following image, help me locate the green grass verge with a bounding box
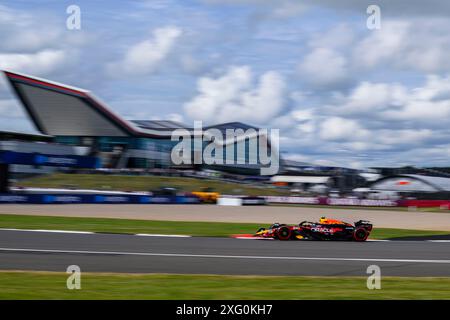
[16,173,289,196]
[0,271,449,299]
[0,214,448,239]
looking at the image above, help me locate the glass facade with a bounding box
[54,134,269,172]
[54,136,178,169]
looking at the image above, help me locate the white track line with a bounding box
[135,233,191,238]
[0,228,190,238]
[0,228,94,234]
[0,247,449,264]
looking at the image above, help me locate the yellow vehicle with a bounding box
[191,187,219,203]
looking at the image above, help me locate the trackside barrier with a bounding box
[1,194,448,207]
[265,196,397,206]
[0,194,200,204]
[217,197,243,206]
[265,196,320,205]
[219,196,267,206]
[324,198,397,206]
[397,199,450,208]
[264,196,448,207]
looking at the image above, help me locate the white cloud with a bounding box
[354,21,409,69]
[274,73,450,164]
[332,81,408,115]
[328,75,450,124]
[137,0,172,10]
[308,24,355,51]
[140,112,185,123]
[319,117,369,141]
[167,113,185,123]
[112,26,182,76]
[2,28,62,53]
[297,18,450,93]
[184,65,286,124]
[298,48,349,88]
[0,5,86,77]
[354,19,450,73]
[376,129,434,145]
[271,1,307,18]
[296,121,315,134]
[283,153,311,163]
[383,99,450,122]
[292,108,314,121]
[0,50,66,75]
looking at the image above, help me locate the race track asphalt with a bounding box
[0,230,449,276]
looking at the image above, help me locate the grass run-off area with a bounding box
[16,173,289,196]
[0,214,448,239]
[0,271,449,299]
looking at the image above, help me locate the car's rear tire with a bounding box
[277,226,292,241]
[353,227,369,241]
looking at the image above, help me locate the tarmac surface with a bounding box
[1,229,449,276]
[1,204,450,231]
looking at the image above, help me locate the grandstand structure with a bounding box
[2,70,276,174]
[0,130,92,179]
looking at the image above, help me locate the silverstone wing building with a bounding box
[2,70,275,174]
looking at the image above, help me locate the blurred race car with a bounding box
[191,187,219,203]
[254,217,373,241]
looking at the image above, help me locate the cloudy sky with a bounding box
[1,0,450,169]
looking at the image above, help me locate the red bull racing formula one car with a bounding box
[254,217,373,241]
